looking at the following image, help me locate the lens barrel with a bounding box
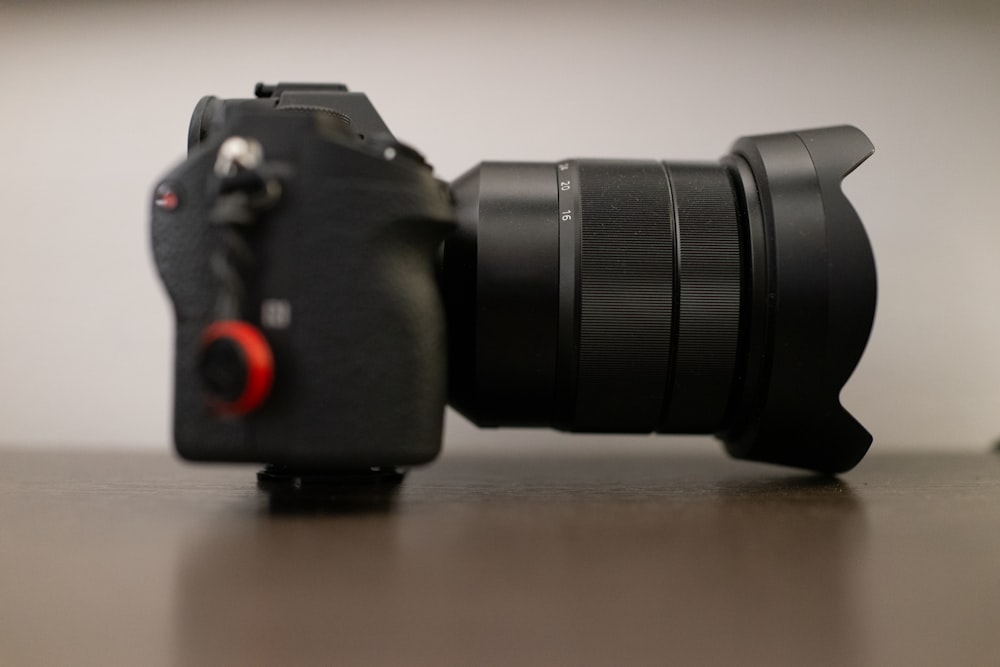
[444,126,876,473]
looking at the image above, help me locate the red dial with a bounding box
[199,321,274,416]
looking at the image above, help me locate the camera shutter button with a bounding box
[199,321,274,416]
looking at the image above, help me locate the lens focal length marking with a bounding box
[554,161,580,428]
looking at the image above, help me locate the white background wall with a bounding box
[1,0,998,452]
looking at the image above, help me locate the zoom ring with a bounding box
[574,161,675,431]
[659,164,742,432]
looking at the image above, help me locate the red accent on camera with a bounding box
[201,321,274,416]
[154,184,180,211]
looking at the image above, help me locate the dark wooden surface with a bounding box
[1,447,998,666]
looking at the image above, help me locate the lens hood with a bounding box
[721,126,876,473]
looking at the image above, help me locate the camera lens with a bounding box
[443,126,876,473]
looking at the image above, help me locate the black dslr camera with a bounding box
[152,83,876,476]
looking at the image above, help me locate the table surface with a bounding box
[1,446,998,666]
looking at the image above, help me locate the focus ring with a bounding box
[573,160,674,431]
[659,164,742,432]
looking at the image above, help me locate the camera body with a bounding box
[152,85,454,469]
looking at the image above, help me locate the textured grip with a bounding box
[659,164,742,432]
[574,161,674,431]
